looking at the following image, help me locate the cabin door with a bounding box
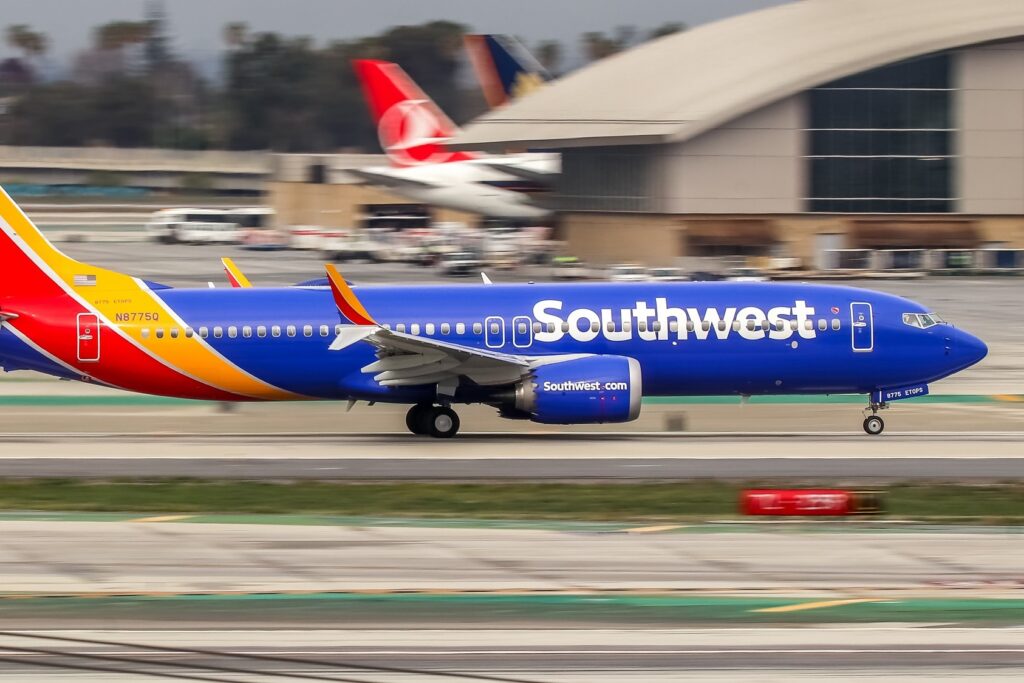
[850,302,874,352]
[76,313,101,362]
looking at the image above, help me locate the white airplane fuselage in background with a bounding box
[352,153,558,220]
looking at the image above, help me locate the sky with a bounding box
[1,0,790,77]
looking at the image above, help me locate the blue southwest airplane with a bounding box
[0,188,986,437]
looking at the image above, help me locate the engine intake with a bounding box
[514,355,642,424]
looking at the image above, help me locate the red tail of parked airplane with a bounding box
[352,59,477,167]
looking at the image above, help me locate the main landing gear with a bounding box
[862,399,888,435]
[406,403,461,438]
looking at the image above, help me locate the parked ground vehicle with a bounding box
[550,256,591,280]
[439,251,483,277]
[226,208,275,230]
[176,217,245,245]
[145,209,231,244]
[725,267,769,282]
[647,266,689,282]
[146,207,277,245]
[288,226,323,250]
[608,264,648,282]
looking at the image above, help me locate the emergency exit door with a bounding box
[850,302,873,352]
[77,313,101,362]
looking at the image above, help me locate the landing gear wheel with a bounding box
[405,404,432,436]
[863,415,884,435]
[427,406,460,439]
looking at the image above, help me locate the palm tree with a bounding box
[222,22,248,50]
[5,24,48,60]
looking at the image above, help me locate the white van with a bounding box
[145,209,233,244]
[226,207,275,230]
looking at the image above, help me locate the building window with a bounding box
[806,52,954,213]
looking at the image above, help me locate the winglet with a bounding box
[221,258,252,288]
[481,272,493,285]
[325,264,378,327]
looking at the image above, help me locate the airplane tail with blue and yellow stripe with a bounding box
[464,34,550,108]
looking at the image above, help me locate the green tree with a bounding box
[95,21,152,52]
[3,83,96,145]
[535,40,563,75]
[222,21,248,50]
[649,22,687,40]
[93,76,158,146]
[6,24,47,58]
[582,30,625,62]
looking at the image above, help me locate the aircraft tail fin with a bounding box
[464,34,549,108]
[0,184,116,304]
[352,59,476,167]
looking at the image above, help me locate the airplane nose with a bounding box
[953,329,988,369]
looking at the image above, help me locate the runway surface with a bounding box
[2,518,1021,595]
[1,431,1022,480]
[1,627,1023,682]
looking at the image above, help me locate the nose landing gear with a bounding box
[406,403,461,438]
[863,414,884,435]
[862,399,888,435]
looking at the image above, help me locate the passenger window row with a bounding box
[138,318,842,341]
[381,318,843,335]
[141,324,344,340]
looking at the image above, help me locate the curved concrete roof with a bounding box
[451,0,1024,151]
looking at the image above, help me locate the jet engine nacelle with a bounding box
[514,355,642,424]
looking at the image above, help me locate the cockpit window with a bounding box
[903,312,945,329]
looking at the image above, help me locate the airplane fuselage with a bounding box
[0,282,987,405]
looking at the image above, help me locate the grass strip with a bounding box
[0,480,1022,523]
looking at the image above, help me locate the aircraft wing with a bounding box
[323,264,581,388]
[480,162,557,187]
[346,167,437,190]
[353,327,530,387]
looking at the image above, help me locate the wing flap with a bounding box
[346,168,437,190]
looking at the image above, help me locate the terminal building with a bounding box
[451,0,1024,268]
